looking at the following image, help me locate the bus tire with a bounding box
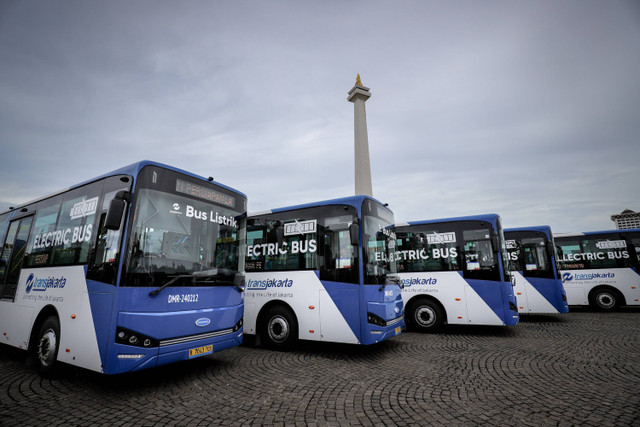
[260,306,298,350]
[409,298,444,332]
[589,287,622,311]
[31,316,60,376]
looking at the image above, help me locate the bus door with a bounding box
[0,214,34,300]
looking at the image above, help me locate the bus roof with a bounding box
[249,194,391,217]
[554,227,640,237]
[505,225,552,236]
[1,160,247,215]
[395,213,501,228]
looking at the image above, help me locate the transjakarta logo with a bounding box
[25,273,67,293]
[246,278,293,290]
[562,272,615,282]
[400,277,438,287]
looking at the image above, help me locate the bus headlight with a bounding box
[116,327,159,348]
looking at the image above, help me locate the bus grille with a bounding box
[159,328,235,347]
[387,316,403,326]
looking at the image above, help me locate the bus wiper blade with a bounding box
[148,275,194,297]
[204,278,245,293]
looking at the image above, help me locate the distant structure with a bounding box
[610,209,640,229]
[347,74,373,197]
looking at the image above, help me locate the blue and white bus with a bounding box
[0,161,246,375]
[394,214,519,332]
[505,226,569,314]
[243,195,404,348]
[554,228,640,311]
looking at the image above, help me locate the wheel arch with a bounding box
[406,294,448,324]
[588,285,626,307]
[28,305,60,351]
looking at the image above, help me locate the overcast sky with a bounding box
[1,1,639,233]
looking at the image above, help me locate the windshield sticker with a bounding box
[595,240,627,250]
[505,239,517,250]
[284,220,317,236]
[70,197,99,220]
[169,203,238,227]
[427,232,456,244]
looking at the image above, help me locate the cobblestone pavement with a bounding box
[1,307,639,426]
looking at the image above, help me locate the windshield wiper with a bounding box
[148,274,195,297]
[148,274,245,297]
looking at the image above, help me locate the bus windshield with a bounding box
[363,200,397,284]
[123,171,246,289]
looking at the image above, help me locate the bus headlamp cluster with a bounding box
[116,327,159,348]
[232,318,243,332]
[367,312,387,327]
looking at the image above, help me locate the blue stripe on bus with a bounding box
[465,275,519,326]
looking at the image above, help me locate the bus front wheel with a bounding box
[261,306,298,350]
[31,316,60,375]
[409,298,444,332]
[590,288,622,311]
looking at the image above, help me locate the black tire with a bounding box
[409,298,444,332]
[31,316,60,375]
[590,288,621,311]
[260,306,298,350]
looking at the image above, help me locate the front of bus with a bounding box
[106,164,246,373]
[360,198,404,344]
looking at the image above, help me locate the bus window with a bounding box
[24,196,62,267]
[462,228,499,281]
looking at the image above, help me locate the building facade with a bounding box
[611,209,640,229]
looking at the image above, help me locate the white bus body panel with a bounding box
[1,266,104,372]
[399,271,503,326]
[561,268,640,306]
[244,271,359,344]
[512,272,559,314]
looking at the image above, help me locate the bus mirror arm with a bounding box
[104,191,131,231]
[491,235,500,253]
[349,223,360,247]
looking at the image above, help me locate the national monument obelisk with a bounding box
[347,74,373,197]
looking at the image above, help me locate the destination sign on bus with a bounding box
[175,179,235,208]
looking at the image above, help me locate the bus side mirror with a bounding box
[105,191,130,230]
[349,223,360,246]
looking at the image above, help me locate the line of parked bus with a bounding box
[1,161,638,375]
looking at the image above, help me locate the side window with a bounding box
[630,236,640,267]
[556,238,584,270]
[395,229,460,273]
[87,176,130,285]
[24,196,62,267]
[50,185,101,265]
[319,214,358,284]
[462,228,500,281]
[0,213,9,282]
[582,234,631,269]
[246,217,317,272]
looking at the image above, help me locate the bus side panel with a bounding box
[86,280,116,370]
[400,271,505,326]
[561,268,640,306]
[0,301,34,349]
[512,272,563,314]
[16,266,104,372]
[244,271,358,344]
[319,286,359,343]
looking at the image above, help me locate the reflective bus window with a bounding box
[462,228,499,281]
[25,196,62,267]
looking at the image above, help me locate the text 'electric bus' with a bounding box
[505,226,568,314]
[0,161,247,375]
[554,228,640,311]
[243,195,404,349]
[394,214,519,332]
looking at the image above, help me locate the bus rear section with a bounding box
[243,196,404,349]
[505,226,569,314]
[555,229,640,311]
[394,214,519,332]
[0,161,247,375]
